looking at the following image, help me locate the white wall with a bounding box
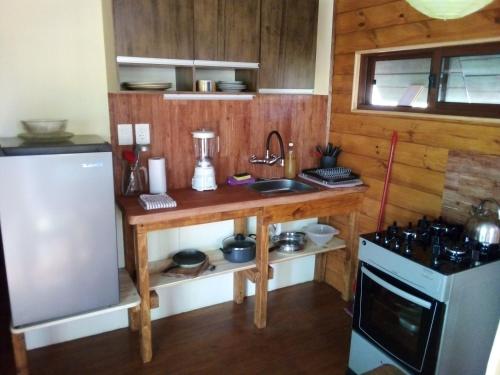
[0,0,334,350]
[0,0,111,139]
[314,0,334,95]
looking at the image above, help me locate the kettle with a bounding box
[465,199,500,246]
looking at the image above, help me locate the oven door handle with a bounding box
[362,266,432,310]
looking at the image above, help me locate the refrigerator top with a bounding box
[0,135,111,156]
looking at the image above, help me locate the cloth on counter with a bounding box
[139,193,177,210]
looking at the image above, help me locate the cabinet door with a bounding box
[193,0,221,60]
[222,0,261,62]
[260,0,318,89]
[113,0,194,59]
[193,0,260,62]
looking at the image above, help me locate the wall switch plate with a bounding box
[135,123,150,145]
[117,124,133,145]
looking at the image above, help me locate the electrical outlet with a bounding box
[135,123,150,145]
[117,124,133,145]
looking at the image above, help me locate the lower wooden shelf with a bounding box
[11,269,140,334]
[149,237,346,290]
[269,237,346,264]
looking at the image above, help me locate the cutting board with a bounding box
[441,151,500,224]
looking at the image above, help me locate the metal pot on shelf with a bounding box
[465,199,500,248]
[270,231,307,253]
[220,234,256,263]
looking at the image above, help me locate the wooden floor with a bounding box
[0,281,352,375]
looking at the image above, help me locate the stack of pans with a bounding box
[217,81,247,93]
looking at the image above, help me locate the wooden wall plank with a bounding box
[336,0,393,14]
[363,176,442,218]
[338,152,445,195]
[336,0,427,34]
[335,8,500,54]
[332,113,500,154]
[332,53,356,75]
[109,94,328,191]
[332,74,354,94]
[331,131,449,172]
[442,151,500,224]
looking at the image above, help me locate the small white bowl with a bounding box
[303,224,339,247]
[22,119,67,134]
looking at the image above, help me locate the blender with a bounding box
[192,129,218,191]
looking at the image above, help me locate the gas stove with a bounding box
[350,216,500,375]
[363,216,500,275]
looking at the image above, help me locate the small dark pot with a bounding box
[220,233,256,263]
[320,156,337,168]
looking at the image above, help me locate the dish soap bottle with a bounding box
[284,142,297,179]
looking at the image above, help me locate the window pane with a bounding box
[371,58,431,108]
[438,54,500,104]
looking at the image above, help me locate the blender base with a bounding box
[192,166,217,191]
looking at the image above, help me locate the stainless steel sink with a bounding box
[249,179,316,195]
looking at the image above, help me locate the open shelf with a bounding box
[149,237,346,291]
[149,250,256,290]
[11,269,140,334]
[269,237,346,264]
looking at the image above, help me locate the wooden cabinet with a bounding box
[113,0,194,59]
[260,0,319,89]
[194,0,261,62]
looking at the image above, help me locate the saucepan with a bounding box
[270,232,307,253]
[163,249,207,273]
[220,234,256,263]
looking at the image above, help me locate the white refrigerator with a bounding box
[0,135,119,327]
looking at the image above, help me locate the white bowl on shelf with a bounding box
[303,224,339,247]
[22,119,67,134]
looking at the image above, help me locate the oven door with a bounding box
[353,262,444,374]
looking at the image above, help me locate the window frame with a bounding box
[356,42,500,119]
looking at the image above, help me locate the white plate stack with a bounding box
[217,81,247,93]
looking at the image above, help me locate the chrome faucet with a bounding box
[249,130,285,166]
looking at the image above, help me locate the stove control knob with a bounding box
[394,239,401,252]
[387,221,399,236]
[418,215,430,229]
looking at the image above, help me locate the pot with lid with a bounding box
[220,233,256,263]
[465,199,500,247]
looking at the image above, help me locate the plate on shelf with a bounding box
[122,82,172,91]
[217,80,243,85]
[18,131,74,143]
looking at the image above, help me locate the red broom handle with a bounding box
[377,131,398,232]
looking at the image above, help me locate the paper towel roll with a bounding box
[148,157,167,194]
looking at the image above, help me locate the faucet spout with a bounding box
[248,130,286,167]
[266,131,285,167]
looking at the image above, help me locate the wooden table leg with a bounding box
[314,253,327,282]
[135,225,152,363]
[254,215,269,328]
[233,218,247,304]
[343,210,360,301]
[233,272,245,304]
[123,218,139,331]
[11,333,29,375]
[314,217,329,282]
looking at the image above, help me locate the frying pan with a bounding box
[163,249,207,273]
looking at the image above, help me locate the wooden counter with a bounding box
[117,183,366,363]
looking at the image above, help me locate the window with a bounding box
[356,42,500,119]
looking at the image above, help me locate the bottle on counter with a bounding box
[284,142,297,179]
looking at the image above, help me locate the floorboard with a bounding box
[1,282,352,375]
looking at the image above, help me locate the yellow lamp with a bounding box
[406,0,493,20]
